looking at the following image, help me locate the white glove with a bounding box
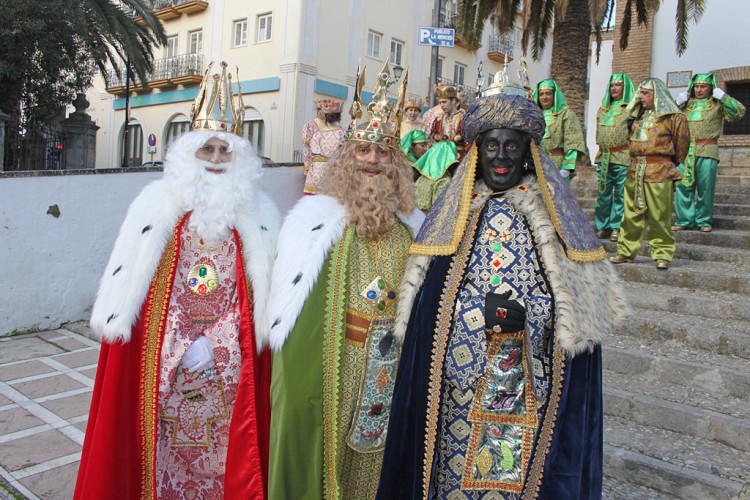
[713,87,726,100]
[181,336,215,372]
[676,92,689,105]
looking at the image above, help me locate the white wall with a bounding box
[0,167,304,336]
[651,0,750,97]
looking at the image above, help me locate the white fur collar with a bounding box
[267,195,424,351]
[396,178,627,356]
[89,179,281,353]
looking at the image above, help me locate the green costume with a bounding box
[615,78,691,265]
[533,79,587,183]
[674,73,746,229]
[401,130,457,212]
[594,73,635,234]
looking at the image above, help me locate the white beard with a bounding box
[174,158,255,245]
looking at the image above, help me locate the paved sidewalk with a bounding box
[0,323,98,500]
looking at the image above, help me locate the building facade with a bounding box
[85,0,550,168]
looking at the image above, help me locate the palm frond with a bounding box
[619,0,634,50]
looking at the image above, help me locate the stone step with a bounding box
[604,419,748,499]
[604,385,750,453]
[604,366,750,421]
[712,214,750,231]
[604,334,750,401]
[715,203,750,216]
[603,239,750,264]
[613,258,750,296]
[669,228,750,249]
[623,281,750,324]
[602,473,682,500]
[618,308,750,359]
[574,187,750,204]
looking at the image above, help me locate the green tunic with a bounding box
[683,95,745,161]
[269,222,412,500]
[541,107,587,170]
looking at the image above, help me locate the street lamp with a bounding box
[392,63,404,82]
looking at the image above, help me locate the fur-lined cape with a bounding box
[89,178,281,353]
[267,194,425,351]
[396,177,628,356]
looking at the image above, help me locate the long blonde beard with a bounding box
[346,167,403,240]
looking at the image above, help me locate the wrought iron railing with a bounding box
[438,8,458,29]
[488,34,514,58]
[152,0,208,9]
[436,77,479,106]
[106,53,204,88]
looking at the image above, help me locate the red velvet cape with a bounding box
[74,217,270,499]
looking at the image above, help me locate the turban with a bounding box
[461,94,546,145]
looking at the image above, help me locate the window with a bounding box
[167,115,190,148]
[367,31,382,59]
[437,57,444,78]
[454,63,466,86]
[257,13,272,42]
[243,109,265,157]
[122,121,143,167]
[189,30,203,54]
[724,82,750,135]
[166,36,178,58]
[390,39,403,66]
[233,19,248,47]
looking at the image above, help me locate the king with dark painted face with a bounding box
[476,128,531,192]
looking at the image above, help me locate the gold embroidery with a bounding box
[139,216,184,499]
[421,209,482,497]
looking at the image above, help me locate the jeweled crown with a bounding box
[190,61,245,136]
[405,96,423,110]
[435,83,459,100]
[481,58,532,99]
[315,99,344,114]
[346,60,409,149]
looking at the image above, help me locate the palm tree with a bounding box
[82,0,168,84]
[456,0,706,120]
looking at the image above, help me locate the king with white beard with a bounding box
[76,63,280,500]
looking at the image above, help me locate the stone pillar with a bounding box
[0,110,9,172]
[61,94,100,169]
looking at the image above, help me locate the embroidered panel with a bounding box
[433,198,555,498]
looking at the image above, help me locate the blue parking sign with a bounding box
[418,27,455,47]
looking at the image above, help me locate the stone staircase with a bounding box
[571,167,750,499]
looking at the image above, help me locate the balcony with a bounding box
[105,54,204,95]
[436,77,479,107]
[488,34,514,63]
[135,0,208,24]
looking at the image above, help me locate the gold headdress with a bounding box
[346,60,409,148]
[315,99,344,114]
[190,61,245,135]
[405,96,423,110]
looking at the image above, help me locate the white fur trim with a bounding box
[267,196,424,351]
[90,180,281,354]
[400,177,628,355]
[267,195,348,351]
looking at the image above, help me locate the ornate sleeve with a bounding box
[720,94,746,122]
[672,114,692,165]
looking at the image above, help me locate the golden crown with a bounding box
[190,61,245,135]
[405,96,423,110]
[315,99,344,114]
[346,60,409,148]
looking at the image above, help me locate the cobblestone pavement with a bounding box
[0,326,98,499]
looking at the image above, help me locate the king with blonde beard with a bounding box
[75,63,280,500]
[266,63,425,499]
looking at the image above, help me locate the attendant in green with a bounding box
[402,129,458,212]
[673,73,746,232]
[610,78,691,270]
[532,79,587,183]
[594,72,635,241]
[266,64,425,500]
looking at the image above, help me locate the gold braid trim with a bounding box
[421,209,482,498]
[532,142,607,263]
[322,226,354,500]
[139,216,185,499]
[409,144,479,256]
